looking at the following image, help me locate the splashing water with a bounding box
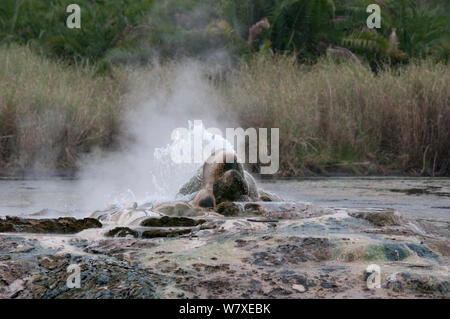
[106,120,236,208]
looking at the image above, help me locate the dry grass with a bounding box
[0,44,124,172]
[1,45,449,176]
[224,53,450,176]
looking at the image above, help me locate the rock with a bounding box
[141,216,206,227]
[383,243,411,261]
[0,216,102,234]
[383,272,449,296]
[154,202,204,217]
[105,227,139,238]
[319,266,350,273]
[321,282,338,289]
[192,150,246,208]
[0,223,14,232]
[247,217,279,223]
[96,274,110,286]
[178,150,260,207]
[6,253,166,298]
[406,243,439,260]
[249,237,333,266]
[216,202,242,216]
[38,255,68,270]
[193,189,215,208]
[292,284,306,293]
[349,211,402,227]
[0,278,26,299]
[0,197,449,299]
[213,169,249,204]
[141,229,191,238]
[244,203,264,215]
[363,243,411,261]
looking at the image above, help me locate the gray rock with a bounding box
[213,169,249,204]
[216,202,242,216]
[0,216,102,234]
[178,168,260,202]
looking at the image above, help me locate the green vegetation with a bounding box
[1,0,448,65]
[0,0,448,176]
[0,0,153,64]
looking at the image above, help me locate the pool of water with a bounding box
[259,177,450,219]
[0,177,449,219]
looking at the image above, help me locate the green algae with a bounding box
[105,227,139,238]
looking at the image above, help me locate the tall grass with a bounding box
[1,45,449,176]
[0,45,124,173]
[224,53,450,176]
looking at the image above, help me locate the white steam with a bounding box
[75,60,236,214]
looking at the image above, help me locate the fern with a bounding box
[343,31,389,55]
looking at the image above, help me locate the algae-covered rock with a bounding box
[141,229,191,238]
[383,243,411,261]
[213,169,249,204]
[362,245,384,261]
[105,227,139,238]
[349,211,401,227]
[244,203,264,215]
[141,216,206,227]
[0,216,102,234]
[216,202,242,216]
[0,223,14,232]
[363,243,410,261]
[406,243,439,260]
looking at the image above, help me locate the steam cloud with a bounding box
[75,59,235,214]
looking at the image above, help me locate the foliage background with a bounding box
[0,0,449,176]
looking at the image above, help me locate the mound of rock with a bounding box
[0,216,102,234]
[141,216,206,227]
[349,210,402,227]
[178,150,267,208]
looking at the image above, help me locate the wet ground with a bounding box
[0,177,448,299]
[0,201,449,299]
[1,177,449,219]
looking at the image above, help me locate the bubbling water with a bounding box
[108,120,236,208]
